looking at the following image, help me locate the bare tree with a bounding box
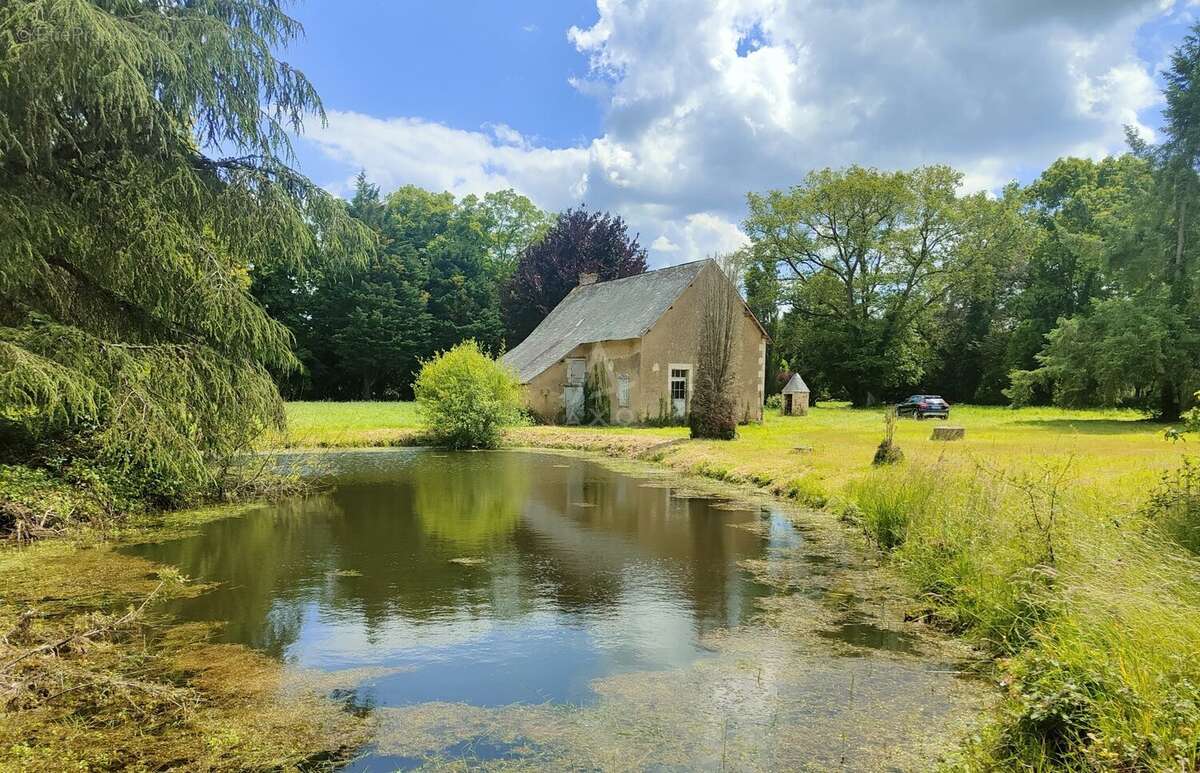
[690,261,740,439]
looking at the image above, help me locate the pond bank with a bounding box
[0,506,372,770]
[1,447,993,770]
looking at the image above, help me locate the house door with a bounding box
[669,367,689,419]
[784,394,793,415]
[564,358,586,424]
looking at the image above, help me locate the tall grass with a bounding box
[844,456,1200,770]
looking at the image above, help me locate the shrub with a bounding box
[1144,456,1200,554]
[764,393,783,411]
[413,341,524,449]
[0,463,121,539]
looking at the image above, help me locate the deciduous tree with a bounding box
[745,166,1023,405]
[502,207,648,346]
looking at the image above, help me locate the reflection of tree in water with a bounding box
[130,451,783,662]
[411,453,529,547]
[517,457,772,630]
[319,474,532,638]
[127,493,346,657]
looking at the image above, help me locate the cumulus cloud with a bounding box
[306,114,590,209]
[302,0,1179,265]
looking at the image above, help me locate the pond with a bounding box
[127,449,985,770]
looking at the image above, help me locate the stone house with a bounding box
[500,259,768,425]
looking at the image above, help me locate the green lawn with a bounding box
[664,403,1185,508]
[274,401,423,447]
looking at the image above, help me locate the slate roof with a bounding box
[782,373,810,394]
[501,259,710,383]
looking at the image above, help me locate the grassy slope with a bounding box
[281,400,1200,769]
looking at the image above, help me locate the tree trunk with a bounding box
[1173,190,1188,304]
[1160,378,1181,423]
[361,374,375,401]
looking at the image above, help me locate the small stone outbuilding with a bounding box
[781,373,810,416]
[501,259,769,425]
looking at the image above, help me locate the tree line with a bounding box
[251,174,648,400]
[746,137,1197,419]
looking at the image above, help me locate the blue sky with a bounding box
[280,1,1200,266]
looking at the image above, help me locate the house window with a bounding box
[617,374,631,408]
[670,369,688,401]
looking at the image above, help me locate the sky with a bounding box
[281,0,1200,267]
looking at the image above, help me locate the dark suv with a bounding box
[895,394,950,420]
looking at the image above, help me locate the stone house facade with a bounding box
[501,259,768,425]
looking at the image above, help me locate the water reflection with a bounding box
[128,450,784,707]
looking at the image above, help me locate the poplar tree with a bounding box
[0,0,372,501]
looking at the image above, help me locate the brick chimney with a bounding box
[578,272,598,287]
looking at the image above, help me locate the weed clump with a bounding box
[842,455,1200,770]
[872,409,903,466]
[846,467,935,550]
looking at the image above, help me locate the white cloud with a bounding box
[305,113,589,210]
[650,235,679,252]
[302,0,1174,265]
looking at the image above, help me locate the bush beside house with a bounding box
[414,341,525,449]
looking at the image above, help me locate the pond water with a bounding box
[128,449,984,771]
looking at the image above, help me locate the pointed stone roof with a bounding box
[782,373,810,393]
[501,260,711,383]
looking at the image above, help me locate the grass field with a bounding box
[281,401,1186,504]
[280,400,1200,769]
[276,401,424,446]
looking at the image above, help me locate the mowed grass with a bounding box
[272,401,423,447]
[663,403,1187,508]
[277,399,1200,768]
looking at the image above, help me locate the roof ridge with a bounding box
[579,258,709,290]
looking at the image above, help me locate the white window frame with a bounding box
[667,363,692,408]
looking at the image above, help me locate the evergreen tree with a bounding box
[0,0,371,501]
[742,250,784,396]
[306,178,432,399]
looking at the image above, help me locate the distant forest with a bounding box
[252,38,1200,418]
